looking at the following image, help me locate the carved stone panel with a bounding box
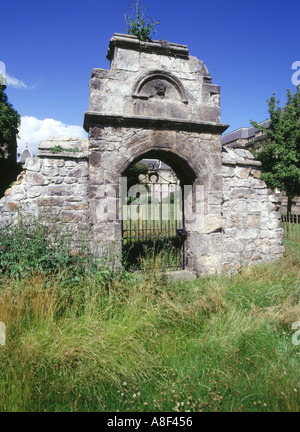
[132,71,188,104]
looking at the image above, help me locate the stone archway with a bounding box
[87,124,225,274]
[85,33,228,274]
[119,149,198,270]
[0,33,285,276]
[120,156,184,269]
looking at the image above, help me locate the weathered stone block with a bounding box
[42,158,65,168]
[24,157,41,172]
[24,171,49,186]
[27,186,43,198]
[246,215,260,229]
[238,168,251,178]
[251,169,261,178]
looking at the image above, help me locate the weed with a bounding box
[0,222,299,412]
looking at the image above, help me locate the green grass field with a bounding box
[0,220,299,412]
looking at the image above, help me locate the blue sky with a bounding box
[1,0,299,155]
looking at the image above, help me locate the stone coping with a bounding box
[222,147,262,167]
[107,33,190,60]
[222,158,262,167]
[37,137,89,159]
[37,150,89,159]
[84,111,229,134]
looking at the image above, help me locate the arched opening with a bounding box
[120,149,197,185]
[120,151,197,270]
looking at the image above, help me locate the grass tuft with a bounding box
[0,219,299,411]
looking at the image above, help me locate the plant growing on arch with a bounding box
[124,1,160,42]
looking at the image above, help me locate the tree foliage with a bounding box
[123,161,149,191]
[124,1,160,42]
[0,83,21,157]
[0,83,22,197]
[250,86,300,212]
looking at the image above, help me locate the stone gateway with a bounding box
[0,34,284,274]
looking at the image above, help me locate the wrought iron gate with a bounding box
[122,161,186,269]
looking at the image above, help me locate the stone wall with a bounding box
[0,34,285,275]
[0,140,285,274]
[222,147,284,271]
[0,137,90,241]
[222,122,300,214]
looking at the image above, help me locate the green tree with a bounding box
[123,161,149,192]
[0,82,21,159]
[250,86,300,213]
[124,1,160,42]
[0,82,21,196]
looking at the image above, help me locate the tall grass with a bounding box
[0,219,299,411]
[0,215,113,283]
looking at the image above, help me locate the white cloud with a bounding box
[0,61,6,85]
[5,73,27,89]
[17,116,87,156]
[0,61,36,88]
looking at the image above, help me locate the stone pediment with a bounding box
[132,71,188,104]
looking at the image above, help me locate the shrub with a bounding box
[0,216,110,284]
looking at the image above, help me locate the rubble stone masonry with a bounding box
[0,34,285,274]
